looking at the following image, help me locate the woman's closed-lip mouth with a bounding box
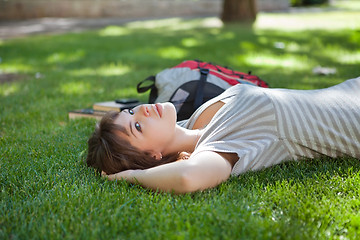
[155,103,163,118]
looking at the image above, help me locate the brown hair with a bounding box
[86,111,184,174]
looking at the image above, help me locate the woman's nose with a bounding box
[139,105,150,117]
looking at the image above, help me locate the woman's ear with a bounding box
[152,152,163,161]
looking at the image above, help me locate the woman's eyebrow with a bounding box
[121,110,136,138]
[116,111,130,137]
[129,121,134,137]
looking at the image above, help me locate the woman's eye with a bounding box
[135,122,142,132]
[129,109,134,115]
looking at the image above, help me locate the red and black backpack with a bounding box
[137,60,269,121]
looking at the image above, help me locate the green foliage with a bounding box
[291,0,329,7]
[1,4,360,239]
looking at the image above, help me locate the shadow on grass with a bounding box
[233,156,360,190]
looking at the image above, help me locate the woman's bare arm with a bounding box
[103,151,233,194]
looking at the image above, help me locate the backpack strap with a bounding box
[137,76,158,103]
[193,68,209,110]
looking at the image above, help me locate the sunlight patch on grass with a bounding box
[201,17,223,28]
[47,50,85,64]
[126,17,222,31]
[338,52,360,64]
[284,42,302,53]
[1,63,33,72]
[97,63,131,77]
[242,54,311,70]
[98,26,131,37]
[181,38,200,48]
[326,50,360,64]
[255,37,305,53]
[217,31,235,40]
[333,0,360,11]
[69,63,131,77]
[126,18,189,29]
[209,28,221,36]
[0,83,19,97]
[157,46,187,59]
[60,81,91,95]
[255,12,360,31]
[318,42,360,64]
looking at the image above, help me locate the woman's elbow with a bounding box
[177,167,229,193]
[165,169,203,194]
[177,172,201,193]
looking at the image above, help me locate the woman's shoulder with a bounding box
[179,84,269,129]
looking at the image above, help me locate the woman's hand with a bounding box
[102,170,135,182]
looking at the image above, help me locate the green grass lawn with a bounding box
[1,1,360,239]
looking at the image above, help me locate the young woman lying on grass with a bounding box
[86,77,360,194]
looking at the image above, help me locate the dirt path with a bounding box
[0,17,148,39]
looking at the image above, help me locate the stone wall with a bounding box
[0,0,289,20]
[258,0,290,12]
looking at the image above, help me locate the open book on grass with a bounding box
[68,99,143,120]
[92,99,141,112]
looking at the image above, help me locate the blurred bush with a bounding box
[291,0,329,6]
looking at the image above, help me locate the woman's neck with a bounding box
[162,125,202,156]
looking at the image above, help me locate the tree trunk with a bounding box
[221,0,257,23]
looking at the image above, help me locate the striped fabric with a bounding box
[183,77,360,176]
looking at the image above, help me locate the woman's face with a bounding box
[114,102,177,156]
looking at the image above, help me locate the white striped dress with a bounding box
[182,77,360,176]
